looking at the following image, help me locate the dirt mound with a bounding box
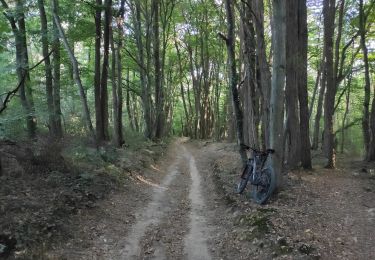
[0,138,165,259]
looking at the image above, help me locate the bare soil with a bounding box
[1,139,374,259]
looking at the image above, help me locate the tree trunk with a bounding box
[52,0,95,140]
[52,0,62,138]
[322,0,336,168]
[297,0,312,169]
[285,0,301,169]
[111,0,125,147]
[174,37,191,136]
[252,0,271,148]
[94,0,103,141]
[131,0,152,139]
[240,2,259,149]
[2,0,38,138]
[359,0,372,160]
[153,0,164,139]
[125,69,135,131]
[312,67,326,150]
[269,0,286,188]
[99,0,112,141]
[38,0,56,136]
[309,65,322,119]
[341,72,352,153]
[222,0,247,165]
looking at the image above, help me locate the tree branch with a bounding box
[0,49,55,114]
[217,32,228,43]
[334,118,362,136]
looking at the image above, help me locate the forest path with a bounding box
[112,140,212,260]
[47,138,215,260]
[45,140,375,260]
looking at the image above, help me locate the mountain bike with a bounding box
[236,145,276,204]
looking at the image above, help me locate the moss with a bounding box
[236,209,275,240]
[298,243,315,255]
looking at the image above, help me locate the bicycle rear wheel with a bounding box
[236,165,251,194]
[252,167,276,204]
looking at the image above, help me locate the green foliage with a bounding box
[0,0,373,160]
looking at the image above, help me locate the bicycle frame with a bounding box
[248,151,270,186]
[236,145,276,204]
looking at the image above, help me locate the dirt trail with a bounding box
[44,140,375,260]
[116,159,181,259]
[48,139,214,260]
[109,141,213,260]
[183,147,211,260]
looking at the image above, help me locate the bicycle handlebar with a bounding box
[240,144,275,155]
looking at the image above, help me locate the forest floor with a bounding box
[1,138,375,259]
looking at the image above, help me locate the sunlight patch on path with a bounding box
[183,147,212,260]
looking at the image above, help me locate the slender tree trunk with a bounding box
[312,68,326,150]
[100,0,112,141]
[298,0,312,169]
[175,38,191,136]
[341,73,352,153]
[18,0,37,138]
[131,0,152,139]
[322,0,336,168]
[153,0,164,139]
[269,0,286,188]
[52,0,95,140]
[52,0,62,137]
[309,65,321,119]
[226,87,236,142]
[94,0,103,141]
[38,0,56,135]
[110,19,123,147]
[109,0,125,147]
[223,0,247,165]
[132,92,140,132]
[125,69,135,131]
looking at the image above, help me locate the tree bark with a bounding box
[269,0,286,188]
[174,37,191,136]
[130,0,152,139]
[38,0,56,136]
[341,73,352,153]
[223,0,247,166]
[52,0,62,137]
[240,1,259,149]
[94,0,103,141]
[153,0,164,139]
[361,0,375,160]
[309,65,322,119]
[359,0,372,160]
[110,6,124,147]
[312,66,326,150]
[322,0,336,168]
[297,0,312,169]
[285,0,301,169]
[252,0,271,148]
[99,0,112,141]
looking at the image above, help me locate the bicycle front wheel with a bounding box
[252,167,276,204]
[236,165,251,194]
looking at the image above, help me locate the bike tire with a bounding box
[236,165,251,194]
[252,167,276,204]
